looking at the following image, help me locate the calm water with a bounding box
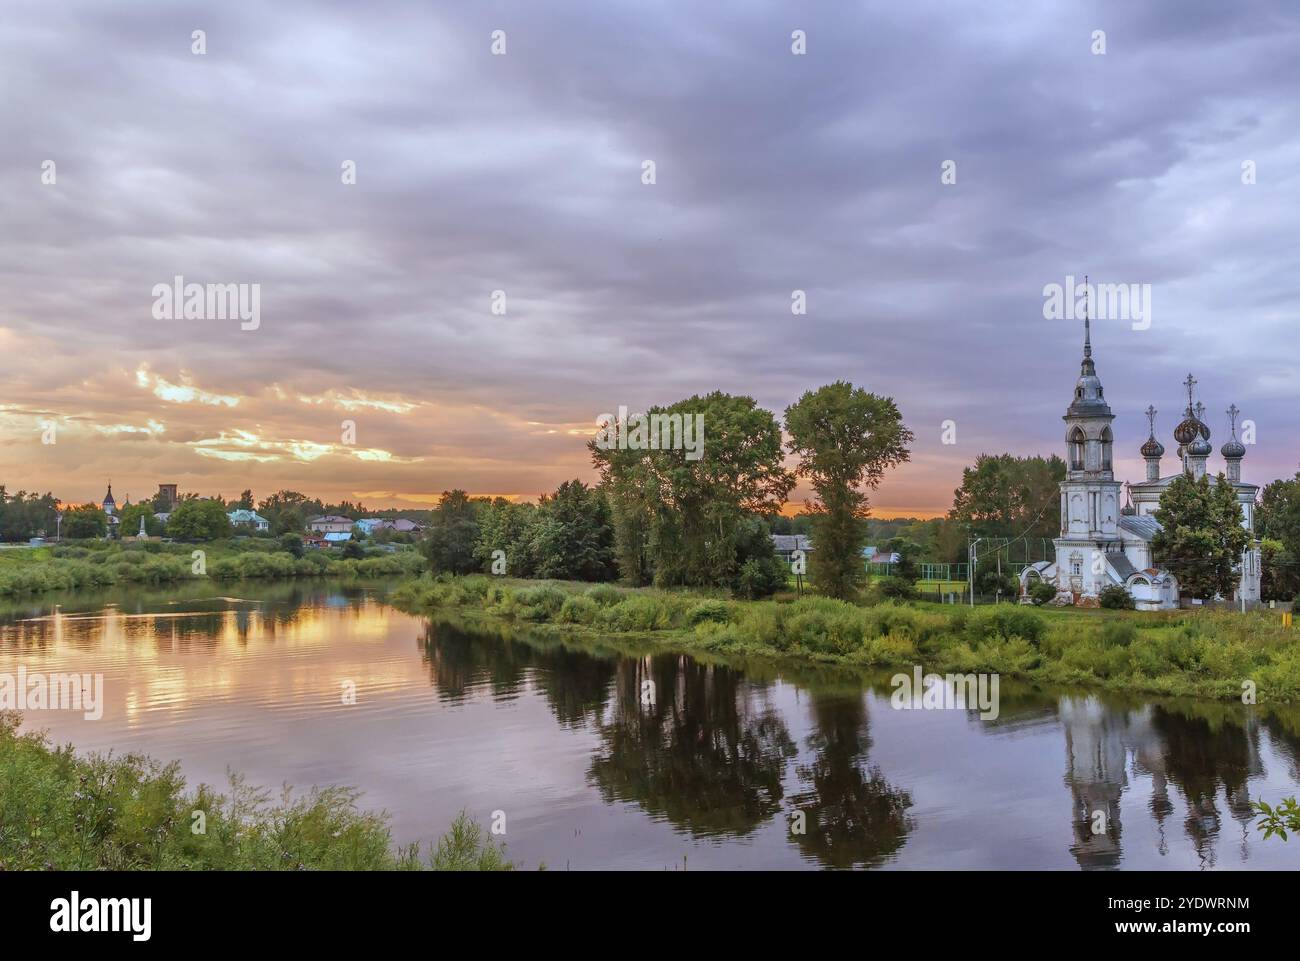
[2,580,1299,870]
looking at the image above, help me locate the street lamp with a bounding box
[56,510,63,542]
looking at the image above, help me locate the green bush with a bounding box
[875,576,917,601]
[1099,584,1136,610]
[966,606,1046,645]
[1099,619,1138,648]
[510,585,567,622]
[687,600,731,625]
[584,584,624,607]
[1029,581,1058,605]
[556,594,599,625]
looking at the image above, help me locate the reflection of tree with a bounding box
[529,644,618,730]
[1148,706,1260,867]
[587,655,796,838]
[789,693,913,868]
[418,619,529,700]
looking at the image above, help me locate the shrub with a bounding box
[1099,584,1136,610]
[1029,581,1058,605]
[595,595,680,632]
[1099,619,1138,648]
[687,600,731,626]
[875,576,917,601]
[510,585,566,622]
[967,606,1046,645]
[584,584,624,607]
[734,557,786,600]
[556,594,599,625]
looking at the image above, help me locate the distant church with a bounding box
[1020,314,1260,610]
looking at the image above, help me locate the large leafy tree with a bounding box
[784,382,912,600]
[62,504,108,540]
[166,499,232,541]
[528,480,617,582]
[1152,473,1250,600]
[1258,472,1300,597]
[591,391,793,589]
[117,502,164,537]
[421,490,481,575]
[948,453,1065,544]
[474,498,538,577]
[0,487,60,541]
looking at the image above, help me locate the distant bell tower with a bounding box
[1055,279,1124,600]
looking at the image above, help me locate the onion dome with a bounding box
[1188,436,1213,457]
[1222,404,1246,459]
[1141,435,1165,458]
[1173,416,1201,446]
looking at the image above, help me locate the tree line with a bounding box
[421,383,913,601]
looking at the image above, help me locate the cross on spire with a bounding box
[1083,274,1091,359]
[1182,373,1197,413]
[1227,403,1241,436]
[1145,405,1158,436]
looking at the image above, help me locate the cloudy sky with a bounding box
[2,0,1298,516]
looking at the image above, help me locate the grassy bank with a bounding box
[0,712,512,870]
[391,574,1300,703]
[0,541,424,599]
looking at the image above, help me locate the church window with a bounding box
[1069,428,1085,470]
[1100,426,1113,471]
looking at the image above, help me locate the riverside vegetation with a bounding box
[391,574,1300,703]
[0,540,424,598]
[0,713,513,870]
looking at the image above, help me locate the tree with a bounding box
[948,454,1065,548]
[235,489,255,510]
[117,502,164,537]
[280,532,305,558]
[1260,538,1300,602]
[166,499,232,541]
[0,487,59,541]
[784,382,912,600]
[883,536,922,585]
[1152,473,1250,601]
[591,391,793,589]
[62,504,107,540]
[421,490,480,575]
[528,480,617,581]
[474,498,539,577]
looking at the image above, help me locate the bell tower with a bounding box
[1055,280,1124,599]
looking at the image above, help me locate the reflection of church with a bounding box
[1059,695,1264,868]
[1021,315,1261,609]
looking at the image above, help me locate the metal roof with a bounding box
[1119,515,1162,541]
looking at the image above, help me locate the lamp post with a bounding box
[55,510,63,542]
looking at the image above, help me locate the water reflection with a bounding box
[3,583,1298,869]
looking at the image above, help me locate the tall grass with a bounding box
[390,575,1300,703]
[0,712,512,871]
[0,543,424,598]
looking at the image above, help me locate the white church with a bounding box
[1020,316,1261,610]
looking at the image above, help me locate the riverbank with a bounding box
[0,541,424,598]
[390,575,1300,703]
[0,712,512,870]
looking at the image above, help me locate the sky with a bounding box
[2,0,1298,517]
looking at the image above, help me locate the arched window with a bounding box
[1069,427,1086,470]
[1100,426,1113,471]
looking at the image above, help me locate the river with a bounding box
[2,579,1297,870]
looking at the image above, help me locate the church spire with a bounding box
[1080,274,1095,377]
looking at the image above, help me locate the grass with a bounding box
[390,574,1300,703]
[0,540,425,598]
[0,712,513,871]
